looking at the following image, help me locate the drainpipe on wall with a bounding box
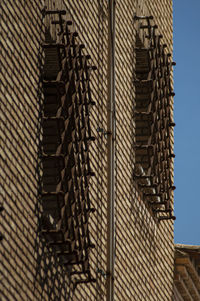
[106,1,116,301]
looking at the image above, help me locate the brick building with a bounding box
[1,0,175,300]
[173,245,200,301]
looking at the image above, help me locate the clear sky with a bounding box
[173,0,200,245]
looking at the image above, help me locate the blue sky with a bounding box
[173,0,200,245]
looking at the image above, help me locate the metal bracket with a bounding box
[97,268,107,279]
[134,14,153,21]
[97,127,111,137]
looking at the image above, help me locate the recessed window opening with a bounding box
[133,16,176,221]
[40,9,96,285]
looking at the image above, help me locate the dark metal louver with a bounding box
[41,10,96,284]
[134,15,176,221]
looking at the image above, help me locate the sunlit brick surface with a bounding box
[1,1,174,300]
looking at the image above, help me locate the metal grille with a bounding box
[134,15,176,221]
[41,10,96,284]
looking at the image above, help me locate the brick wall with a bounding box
[1,0,175,300]
[0,1,72,300]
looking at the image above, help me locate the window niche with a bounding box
[40,9,96,285]
[133,15,176,221]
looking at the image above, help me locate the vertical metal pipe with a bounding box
[106,1,116,301]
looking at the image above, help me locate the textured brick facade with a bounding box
[1,0,175,300]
